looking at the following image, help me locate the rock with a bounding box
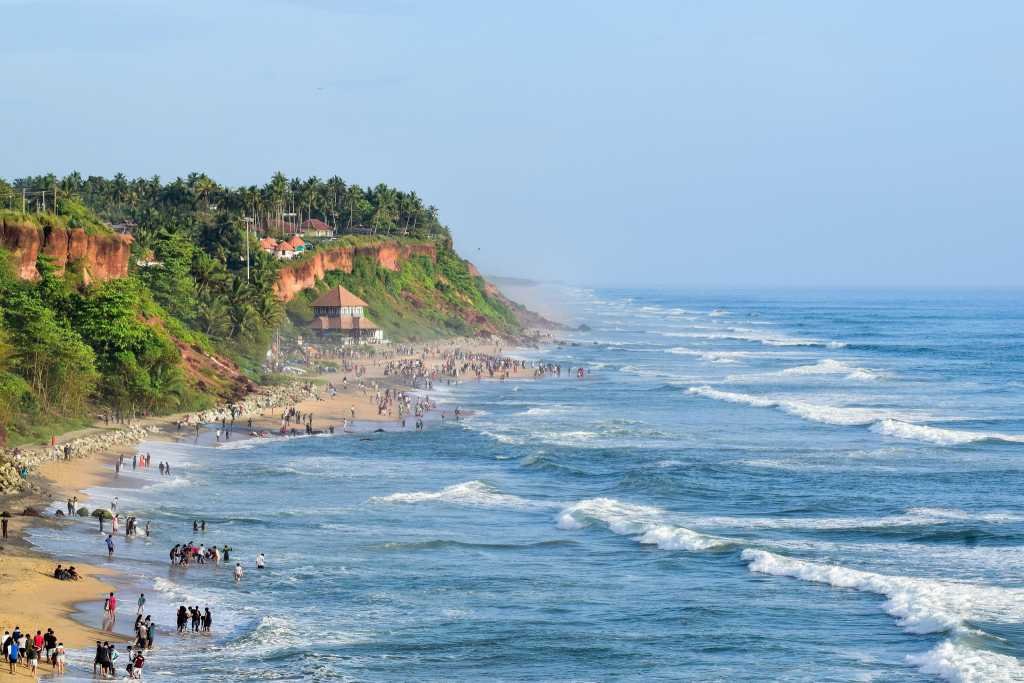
[21,506,43,517]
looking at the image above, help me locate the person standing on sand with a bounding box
[1,510,8,540]
[25,637,38,675]
[7,635,18,675]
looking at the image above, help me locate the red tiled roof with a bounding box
[309,315,379,331]
[310,285,368,308]
[302,218,333,232]
[259,237,278,249]
[287,235,305,247]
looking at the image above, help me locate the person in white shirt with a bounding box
[233,563,243,582]
[256,552,265,569]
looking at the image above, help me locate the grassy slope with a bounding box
[285,246,522,341]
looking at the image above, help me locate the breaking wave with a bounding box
[662,327,845,348]
[776,358,880,381]
[369,480,545,510]
[872,419,1024,446]
[556,497,730,551]
[742,549,1024,682]
[686,386,1017,446]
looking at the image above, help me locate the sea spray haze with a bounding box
[28,287,1024,681]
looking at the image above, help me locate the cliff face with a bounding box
[0,217,132,283]
[274,241,437,301]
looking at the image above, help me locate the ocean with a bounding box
[28,287,1024,682]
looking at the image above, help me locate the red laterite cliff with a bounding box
[0,217,132,283]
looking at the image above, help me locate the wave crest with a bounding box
[557,498,728,550]
[370,481,542,510]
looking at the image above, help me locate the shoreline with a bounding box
[0,338,549,678]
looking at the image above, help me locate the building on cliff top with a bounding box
[308,285,385,343]
[259,235,306,259]
[301,218,335,238]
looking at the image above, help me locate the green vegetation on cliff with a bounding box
[285,249,519,340]
[0,171,528,445]
[0,250,228,445]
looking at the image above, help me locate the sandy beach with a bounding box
[0,337,547,678]
[0,442,137,679]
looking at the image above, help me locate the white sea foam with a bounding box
[685,386,1002,444]
[228,615,369,653]
[662,327,844,348]
[556,497,661,533]
[534,430,600,446]
[478,429,527,445]
[557,498,728,550]
[776,359,880,381]
[741,549,1024,634]
[520,405,572,417]
[742,550,1024,682]
[667,347,767,364]
[637,525,727,551]
[687,385,778,409]
[142,476,192,490]
[873,419,1024,446]
[696,507,1023,531]
[904,507,1024,524]
[370,480,542,510]
[685,385,891,426]
[906,638,1024,683]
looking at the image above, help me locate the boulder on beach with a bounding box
[21,506,43,517]
[77,507,90,517]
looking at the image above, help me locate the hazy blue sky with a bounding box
[2,0,1022,286]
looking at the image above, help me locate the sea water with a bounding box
[27,288,1024,681]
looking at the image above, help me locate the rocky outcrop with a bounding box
[0,217,132,283]
[0,424,159,494]
[0,382,319,494]
[274,241,437,301]
[181,381,319,426]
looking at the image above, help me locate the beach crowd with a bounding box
[2,627,66,676]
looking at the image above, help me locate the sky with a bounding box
[1,0,1022,287]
